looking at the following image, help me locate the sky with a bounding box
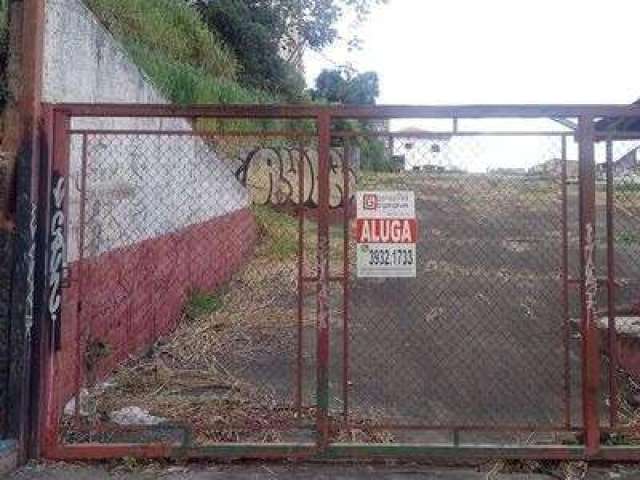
[305,1,640,170]
[305,0,640,105]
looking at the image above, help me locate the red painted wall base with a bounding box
[55,208,256,409]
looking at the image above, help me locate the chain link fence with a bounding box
[330,129,577,445]
[39,106,640,459]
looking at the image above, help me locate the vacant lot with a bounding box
[63,171,640,446]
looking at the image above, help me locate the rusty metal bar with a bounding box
[48,442,640,462]
[606,139,618,427]
[578,115,600,455]
[295,142,306,417]
[322,444,586,461]
[342,140,351,424]
[67,129,318,138]
[348,423,577,432]
[333,130,573,138]
[5,0,48,460]
[39,109,71,457]
[53,103,640,119]
[73,134,89,423]
[30,107,55,459]
[67,128,575,138]
[561,135,571,429]
[315,112,332,447]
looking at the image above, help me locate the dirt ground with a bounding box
[8,460,640,480]
[62,170,640,447]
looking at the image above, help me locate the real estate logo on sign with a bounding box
[356,191,417,278]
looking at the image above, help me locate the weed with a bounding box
[617,231,640,247]
[252,205,299,260]
[184,289,223,320]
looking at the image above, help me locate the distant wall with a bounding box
[41,0,255,408]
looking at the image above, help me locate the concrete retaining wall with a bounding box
[40,0,254,410]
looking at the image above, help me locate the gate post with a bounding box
[31,107,71,458]
[578,115,600,456]
[315,111,331,447]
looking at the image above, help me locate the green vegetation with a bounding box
[194,0,385,101]
[195,0,306,101]
[310,69,380,105]
[359,137,394,172]
[0,0,386,113]
[309,68,392,171]
[85,0,278,105]
[616,180,640,193]
[252,205,299,260]
[616,231,640,247]
[0,0,8,110]
[184,289,223,320]
[125,42,275,105]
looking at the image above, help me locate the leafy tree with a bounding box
[194,0,302,98]
[312,68,379,105]
[311,68,389,171]
[193,0,385,100]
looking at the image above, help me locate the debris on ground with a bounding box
[109,407,166,426]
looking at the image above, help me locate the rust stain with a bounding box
[584,222,597,314]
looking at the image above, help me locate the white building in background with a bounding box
[393,128,454,172]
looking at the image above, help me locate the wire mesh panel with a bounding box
[600,130,640,437]
[42,105,640,460]
[56,126,324,446]
[334,126,575,443]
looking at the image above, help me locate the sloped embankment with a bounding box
[83,0,277,105]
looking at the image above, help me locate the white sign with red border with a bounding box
[356,191,417,278]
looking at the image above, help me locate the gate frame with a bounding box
[31,102,640,462]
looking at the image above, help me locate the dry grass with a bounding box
[63,208,318,444]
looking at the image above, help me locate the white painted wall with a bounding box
[42,0,249,261]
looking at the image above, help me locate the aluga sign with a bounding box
[356,191,417,278]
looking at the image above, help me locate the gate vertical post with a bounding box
[578,115,600,456]
[561,134,571,430]
[34,108,70,457]
[605,138,618,428]
[316,111,332,447]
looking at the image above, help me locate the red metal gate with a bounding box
[35,104,640,461]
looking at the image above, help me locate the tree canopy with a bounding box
[311,68,380,105]
[193,0,385,100]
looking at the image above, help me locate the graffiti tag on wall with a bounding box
[584,222,597,315]
[49,174,66,350]
[24,202,37,334]
[234,146,357,208]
